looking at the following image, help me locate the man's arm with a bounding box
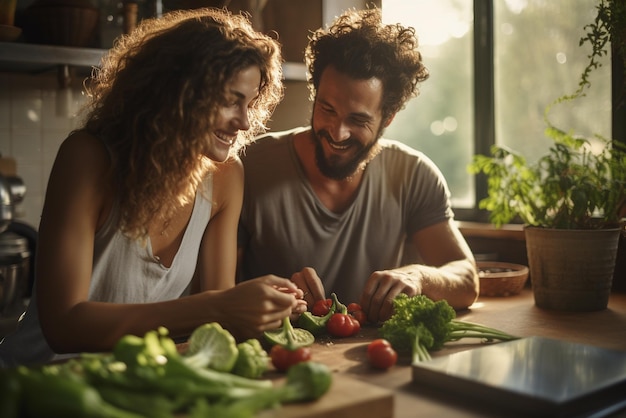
[360,219,479,323]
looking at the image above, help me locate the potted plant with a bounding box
[468,0,626,311]
[469,133,626,311]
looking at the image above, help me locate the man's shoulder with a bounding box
[377,138,427,161]
[242,127,305,158]
[375,138,444,178]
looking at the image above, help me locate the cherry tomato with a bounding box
[367,339,398,369]
[312,298,333,316]
[347,302,362,312]
[347,302,368,325]
[270,344,312,372]
[351,309,368,326]
[326,313,360,337]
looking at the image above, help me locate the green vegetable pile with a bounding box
[0,322,332,418]
[380,294,519,363]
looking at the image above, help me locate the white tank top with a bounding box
[0,175,213,367]
[90,175,213,302]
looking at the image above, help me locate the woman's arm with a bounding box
[195,158,245,292]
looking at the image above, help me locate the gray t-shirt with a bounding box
[0,176,212,367]
[238,127,453,303]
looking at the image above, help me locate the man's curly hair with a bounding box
[81,7,284,240]
[305,7,428,123]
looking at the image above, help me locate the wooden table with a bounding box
[292,289,626,418]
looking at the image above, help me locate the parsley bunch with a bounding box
[380,294,519,362]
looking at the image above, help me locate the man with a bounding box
[238,7,479,323]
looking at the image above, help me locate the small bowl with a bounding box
[477,261,529,297]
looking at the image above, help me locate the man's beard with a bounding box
[312,128,383,180]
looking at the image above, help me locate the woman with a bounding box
[0,7,301,367]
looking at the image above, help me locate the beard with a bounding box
[312,126,383,181]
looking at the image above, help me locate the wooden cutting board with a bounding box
[258,373,394,418]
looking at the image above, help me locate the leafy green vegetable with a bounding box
[279,361,333,402]
[0,368,21,418]
[16,365,142,418]
[264,317,315,349]
[231,339,270,379]
[183,322,239,372]
[2,324,333,418]
[96,384,185,418]
[380,294,519,362]
[110,327,271,394]
[187,362,333,418]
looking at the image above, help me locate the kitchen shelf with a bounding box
[0,41,307,80]
[0,42,105,73]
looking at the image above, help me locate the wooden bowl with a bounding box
[477,261,529,297]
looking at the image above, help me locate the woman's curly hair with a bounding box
[81,7,283,240]
[305,7,428,123]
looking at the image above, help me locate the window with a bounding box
[382,0,612,221]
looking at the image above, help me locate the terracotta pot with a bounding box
[525,226,620,311]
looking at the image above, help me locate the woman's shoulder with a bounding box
[208,157,244,215]
[56,130,111,165]
[214,156,243,179]
[212,157,244,192]
[51,130,113,187]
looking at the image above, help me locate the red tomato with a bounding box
[367,339,397,369]
[347,302,368,325]
[351,315,361,334]
[312,298,333,316]
[347,302,362,313]
[352,309,368,326]
[326,313,360,337]
[270,345,312,372]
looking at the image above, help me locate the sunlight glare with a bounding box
[383,0,471,46]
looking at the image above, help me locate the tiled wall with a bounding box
[0,71,87,230]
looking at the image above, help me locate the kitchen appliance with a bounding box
[0,173,29,315]
[0,232,30,315]
[0,174,25,233]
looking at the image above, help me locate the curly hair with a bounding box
[81,7,284,240]
[305,7,428,123]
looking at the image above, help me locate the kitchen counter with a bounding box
[278,289,626,418]
[7,290,626,417]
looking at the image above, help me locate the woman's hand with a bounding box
[216,275,302,340]
[274,284,308,321]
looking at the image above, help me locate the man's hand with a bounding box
[359,269,422,323]
[290,267,326,308]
